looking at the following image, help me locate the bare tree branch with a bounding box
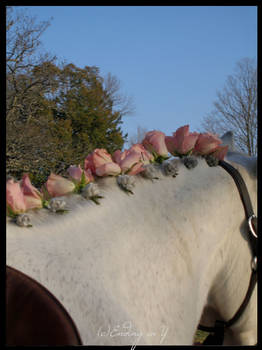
[103,72,136,117]
[200,58,257,155]
[127,126,148,147]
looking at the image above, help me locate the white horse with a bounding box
[6,132,257,345]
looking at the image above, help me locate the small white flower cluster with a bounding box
[47,198,67,212]
[16,214,32,227]
[141,164,160,180]
[117,174,136,193]
[204,154,219,167]
[81,183,100,199]
[182,156,198,170]
[162,159,179,177]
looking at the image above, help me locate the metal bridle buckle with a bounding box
[248,214,257,239]
[251,256,257,271]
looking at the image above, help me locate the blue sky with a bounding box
[22,6,257,142]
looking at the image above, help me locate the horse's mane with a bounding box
[226,151,257,178]
[6,162,168,228]
[221,131,257,178]
[7,131,257,229]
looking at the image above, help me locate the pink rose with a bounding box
[113,144,153,175]
[142,130,169,158]
[193,132,222,155]
[84,153,96,174]
[95,162,122,176]
[84,149,121,176]
[212,145,229,160]
[6,179,26,214]
[165,125,199,156]
[20,174,43,210]
[130,144,154,163]
[113,149,127,165]
[45,173,76,197]
[67,165,94,183]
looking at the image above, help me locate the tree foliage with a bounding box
[200,58,257,156]
[6,7,132,187]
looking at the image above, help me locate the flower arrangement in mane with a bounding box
[6,126,228,227]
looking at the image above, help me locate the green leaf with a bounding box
[90,196,100,205]
[178,148,194,158]
[41,184,52,201]
[154,155,169,164]
[124,162,140,175]
[55,209,69,214]
[6,205,19,219]
[42,200,50,208]
[119,185,134,195]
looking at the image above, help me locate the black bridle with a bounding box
[197,160,257,345]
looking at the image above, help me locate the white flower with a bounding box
[47,198,66,212]
[141,164,159,180]
[183,156,198,169]
[81,183,100,199]
[117,174,136,193]
[204,154,219,167]
[16,214,32,227]
[162,159,179,177]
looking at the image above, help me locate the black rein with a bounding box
[197,160,257,345]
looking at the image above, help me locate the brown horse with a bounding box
[6,266,82,346]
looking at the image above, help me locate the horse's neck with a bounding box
[6,158,257,344]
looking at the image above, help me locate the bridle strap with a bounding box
[219,160,257,257]
[198,159,257,344]
[218,160,254,219]
[225,269,257,328]
[198,269,257,332]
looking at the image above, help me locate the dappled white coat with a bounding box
[6,135,257,345]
